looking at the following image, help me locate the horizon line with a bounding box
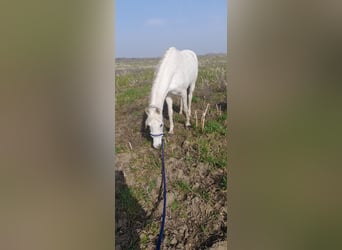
[115,52,227,60]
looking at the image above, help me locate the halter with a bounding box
[150,132,164,138]
[148,104,159,110]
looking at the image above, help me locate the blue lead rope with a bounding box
[156,137,166,250]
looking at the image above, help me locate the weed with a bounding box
[132,110,140,117]
[217,113,227,122]
[115,146,123,154]
[170,199,179,212]
[143,154,160,170]
[198,189,210,201]
[147,221,160,235]
[147,178,157,193]
[192,96,199,103]
[201,224,209,234]
[219,175,227,190]
[141,234,148,246]
[204,120,223,134]
[175,180,191,194]
[184,154,194,163]
[197,138,227,168]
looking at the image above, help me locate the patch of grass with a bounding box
[132,110,141,117]
[184,154,194,163]
[173,113,182,123]
[117,85,150,106]
[219,175,227,190]
[147,220,160,235]
[141,234,148,246]
[147,178,157,193]
[201,224,209,234]
[115,146,123,154]
[204,120,223,134]
[116,74,134,88]
[197,138,227,168]
[215,156,227,169]
[203,113,227,135]
[198,139,215,164]
[217,113,227,122]
[175,180,212,203]
[175,180,191,194]
[131,187,145,201]
[192,96,199,103]
[145,155,161,170]
[170,199,179,212]
[198,189,210,201]
[129,165,138,173]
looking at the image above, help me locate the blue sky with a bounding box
[115,0,227,58]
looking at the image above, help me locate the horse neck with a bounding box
[149,80,168,111]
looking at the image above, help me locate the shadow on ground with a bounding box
[115,170,146,249]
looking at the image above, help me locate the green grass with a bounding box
[175,180,211,202]
[147,178,157,193]
[197,138,227,169]
[204,120,224,134]
[175,180,192,194]
[192,96,200,103]
[141,234,148,246]
[115,146,123,154]
[116,85,150,106]
[201,224,209,234]
[219,175,227,190]
[170,199,179,212]
[144,155,161,170]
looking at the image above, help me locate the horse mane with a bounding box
[153,47,177,85]
[148,47,178,104]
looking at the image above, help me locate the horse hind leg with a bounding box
[179,97,183,115]
[188,81,196,118]
[166,96,174,134]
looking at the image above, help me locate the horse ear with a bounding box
[145,107,150,115]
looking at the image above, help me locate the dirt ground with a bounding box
[115,54,227,249]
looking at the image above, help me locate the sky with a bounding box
[115,0,227,58]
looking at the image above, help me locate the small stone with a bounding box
[182,140,190,148]
[171,237,178,245]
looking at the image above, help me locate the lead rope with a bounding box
[156,137,166,250]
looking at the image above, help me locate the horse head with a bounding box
[145,106,164,149]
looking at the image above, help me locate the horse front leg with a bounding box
[179,97,183,115]
[181,92,191,127]
[166,96,174,134]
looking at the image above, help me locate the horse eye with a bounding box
[160,124,163,128]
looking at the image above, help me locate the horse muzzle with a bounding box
[150,133,163,149]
